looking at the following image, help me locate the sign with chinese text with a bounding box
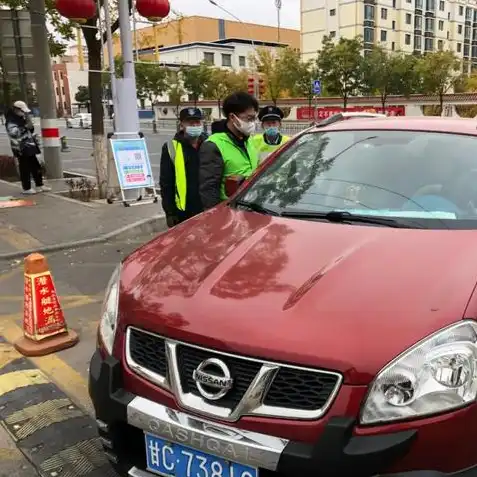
[23,271,66,341]
[110,138,154,190]
[296,105,406,120]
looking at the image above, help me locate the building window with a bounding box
[364,27,375,42]
[391,41,395,50]
[438,39,443,50]
[425,0,435,10]
[424,38,434,50]
[414,35,422,49]
[381,29,387,41]
[61,86,65,95]
[458,24,463,34]
[330,8,336,15]
[203,52,214,64]
[415,15,422,29]
[63,101,67,110]
[439,0,444,10]
[464,44,470,56]
[466,7,472,20]
[55,87,59,95]
[425,18,435,31]
[457,42,462,52]
[392,20,396,29]
[416,0,423,8]
[438,20,444,30]
[330,30,337,38]
[221,53,232,67]
[381,8,387,19]
[459,5,463,15]
[406,13,412,24]
[405,33,411,44]
[407,0,411,3]
[465,25,471,38]
[392,0,396,7]
[364,5,375,20]
[239,55,246,67]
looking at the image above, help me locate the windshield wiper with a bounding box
[233,199,281,216]
[280,210,421,228]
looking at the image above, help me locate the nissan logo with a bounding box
[192,358,233,401]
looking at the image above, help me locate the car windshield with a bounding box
[239,130,477,229]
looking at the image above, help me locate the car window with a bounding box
[240,130,477,229]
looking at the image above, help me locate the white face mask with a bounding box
[233,115,256,137]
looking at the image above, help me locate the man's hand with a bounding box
[166,215,179,228]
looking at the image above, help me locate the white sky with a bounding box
[170,0,300,29]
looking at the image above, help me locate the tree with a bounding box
[416,51,461,113]
[316,35,364,108]
[135,62,168,109]
[180,62,212,105]
[226,70,248,93]
[75,85,90,104]
[204,68,232,113]
[361,47,420,108]
[249,47,293,104]
[167,70,185,118]
[291,59,319,111]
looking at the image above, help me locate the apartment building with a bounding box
[301,0,477,66]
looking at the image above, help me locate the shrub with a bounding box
[0,155,19,180]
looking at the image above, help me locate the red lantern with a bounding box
[55,0,96,23]
[136,0,170,21]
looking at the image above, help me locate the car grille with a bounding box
[126,327,341,419]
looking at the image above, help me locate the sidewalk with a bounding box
[0,179,166,260]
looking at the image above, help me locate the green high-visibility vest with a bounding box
[167,139,187,211]
[207,132,259,200]
[251,133,290,163]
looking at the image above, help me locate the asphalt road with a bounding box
[0,122,175,179]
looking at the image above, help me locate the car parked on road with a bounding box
[90,114,477,477]
[66,113,91,129]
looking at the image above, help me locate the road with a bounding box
[0,121,175,179]
[0,234,158,476]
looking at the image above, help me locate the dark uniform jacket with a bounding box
[159,131,207,222]
[199,123,252,210]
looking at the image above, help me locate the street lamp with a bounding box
[207,0,259,98]
[275,0,282,43]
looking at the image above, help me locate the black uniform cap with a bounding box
[179,107,203,121]
[258,105,284,122]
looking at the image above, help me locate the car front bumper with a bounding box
[89,349,477,477]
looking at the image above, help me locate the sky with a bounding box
[170,0,301,29]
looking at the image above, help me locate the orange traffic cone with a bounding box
[14,253,79,357]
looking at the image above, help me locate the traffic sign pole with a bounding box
[312,79,321,123]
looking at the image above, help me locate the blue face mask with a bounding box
[185,125,203,138]
[265,127,279,137]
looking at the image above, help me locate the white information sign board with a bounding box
[110,137,155,190]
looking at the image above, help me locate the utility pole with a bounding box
[275,0,282,43]
[29,0,63,179]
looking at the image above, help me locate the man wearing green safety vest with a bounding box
[252,105,290,164]
[199,92,260,210]
[159,107,207,228]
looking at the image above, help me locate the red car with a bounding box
[89,114,477,477]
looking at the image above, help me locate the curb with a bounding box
[0,214,167,261]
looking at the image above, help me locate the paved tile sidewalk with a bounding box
[0,180,165,257]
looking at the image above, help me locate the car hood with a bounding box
[120,206,477,384]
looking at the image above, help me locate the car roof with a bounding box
[313,116,477,136]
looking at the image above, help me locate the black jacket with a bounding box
[5,109,36,157]
[199,123,252,210]
[159,131,207,221]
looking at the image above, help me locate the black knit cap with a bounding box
[179,107,203,121]
[258,105,284,122]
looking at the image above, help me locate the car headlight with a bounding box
[360,320,477,425]
[99,264,121,355]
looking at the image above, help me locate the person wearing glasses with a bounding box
[199,92,259,210]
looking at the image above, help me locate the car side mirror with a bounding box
[225,175,246,197]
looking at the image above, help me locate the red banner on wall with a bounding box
[297,105,406,120]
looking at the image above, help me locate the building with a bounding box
[111,15,300,60]
[145,38,284,69]
[301,0,477,64]
[51,46,89,116]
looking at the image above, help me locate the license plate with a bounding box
[145,433,258,477]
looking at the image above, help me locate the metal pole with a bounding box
[103,0,118,124]
[29,0,63,179]
[117,0,141,201]
[11,10,28,102]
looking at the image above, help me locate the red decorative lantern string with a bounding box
[55,0,96,23]
[136,0,170,22]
